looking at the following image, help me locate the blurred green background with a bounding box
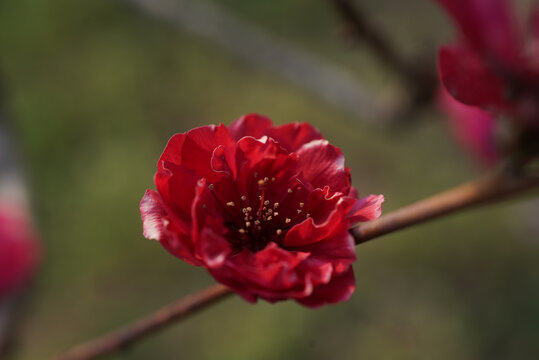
[1,0,538,359]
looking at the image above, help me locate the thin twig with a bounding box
[53,284,232,360]
[353,172,539,244]
[328,0,437,114]
[329,0,410,76]
[54,172,539,360]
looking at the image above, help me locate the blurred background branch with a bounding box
[328,0,437,121]
[54,284,232,360]
[124,0,396,123]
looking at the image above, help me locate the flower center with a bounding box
[208,173,309,253]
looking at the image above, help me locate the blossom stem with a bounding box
[53,172,539,360]
[353,171,539,244]
[52,284,232,360]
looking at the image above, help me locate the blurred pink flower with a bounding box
[436,0,539,127]
[0,204,40,301]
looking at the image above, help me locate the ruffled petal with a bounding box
[228,113,273,141]
[155,163,199,223]
[140,189,201,266]
[140,190,168,241]
[347,194,385,223]
[158,125,235,183]
[283,188,354,247]
[293,232,356,274]
[268,122,323,153]
[234,136,300,201]
[296,266,355,308]
[296,139,351,194]
[190,179,232,267]
[209,243,317,302]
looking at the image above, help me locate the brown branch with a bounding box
[353,171,539,244]
[53,284,232,360]
[54,171,539,360]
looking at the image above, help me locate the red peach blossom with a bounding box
[0,204,39,301]
[141,114,383,307]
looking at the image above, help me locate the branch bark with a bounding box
[353,171,539,244]
[53,171,539,360]
[53,284,232,360]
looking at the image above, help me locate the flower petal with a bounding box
[158,124,235,182]
[283,188,354,247]
[347,194,385,223]
[140,189,201,266]
[293,232,356,274]
[190,179,232,267]
[228,113,273,141]
[296,139,351,194]
[296,266,355,308]
[268,122,323,153]
[234,136,300,200]
[155,163,199,223]
[209,243,316,302]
